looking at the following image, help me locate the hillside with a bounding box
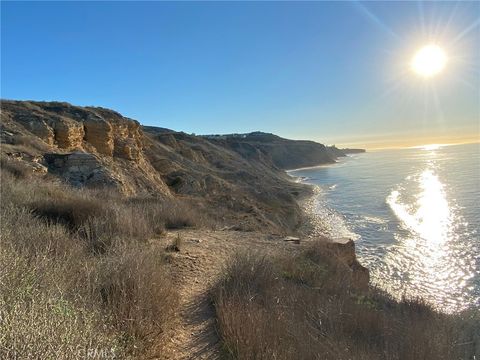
[203,131,349,170]
[0,100,352,233]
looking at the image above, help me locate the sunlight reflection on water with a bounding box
[387,168,451,244]
[383,153,477,312]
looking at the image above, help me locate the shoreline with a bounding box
[286,153,364,173]
[285,161,337,173]
[288,146,480,314]
[288,161,359,242]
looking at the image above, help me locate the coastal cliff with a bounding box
[203,131,350,170]
[1,100,361,233]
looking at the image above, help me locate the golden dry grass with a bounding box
[0,162,209,358]
[213,244,480,360]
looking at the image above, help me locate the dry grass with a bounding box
[166,234,183,252]
[1,158,208,253]
[0,157,31,179]
[4,133,49,152]
[0,204,120,359]
[96,244,178,344]
[125,196,204,230]
[213,244,480,360]
[0,164,198,357]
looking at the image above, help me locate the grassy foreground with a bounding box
[212,243,480,360]
[0,162,205,358]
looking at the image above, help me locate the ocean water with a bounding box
[289,143,480,312]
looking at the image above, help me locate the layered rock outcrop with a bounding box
[1,100,168,195]
[1,101,143,160]
[83,117,114,156]
[44,152,120,188]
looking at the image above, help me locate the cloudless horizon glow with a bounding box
[1,1,479,149]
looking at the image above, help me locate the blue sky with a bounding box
[1,1,479,148]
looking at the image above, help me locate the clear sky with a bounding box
[1,1,479,149]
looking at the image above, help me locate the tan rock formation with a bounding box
[83,117,114,156]
[50,117,85,149]
[1,101,148,160]
[329,238,370,290]
[0,100,173,196]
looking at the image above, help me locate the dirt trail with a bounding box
[151,229,302,360]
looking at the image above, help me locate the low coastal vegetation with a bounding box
[0,162,205,358]
[213,242,480,360]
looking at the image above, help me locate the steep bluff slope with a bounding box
[203,132,345,170]
[143,129,310,231]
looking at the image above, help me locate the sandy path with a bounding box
[150,229,302,360]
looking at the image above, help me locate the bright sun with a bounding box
[411,44,448,78]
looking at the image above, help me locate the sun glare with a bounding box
[411,44,448,78]
[422,144,442,150]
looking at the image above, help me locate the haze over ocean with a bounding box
[290,143,480,312]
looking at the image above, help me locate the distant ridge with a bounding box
[200,131,365,169]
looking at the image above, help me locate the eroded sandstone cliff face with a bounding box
[1,100,168,195]
[1,101,144,159]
